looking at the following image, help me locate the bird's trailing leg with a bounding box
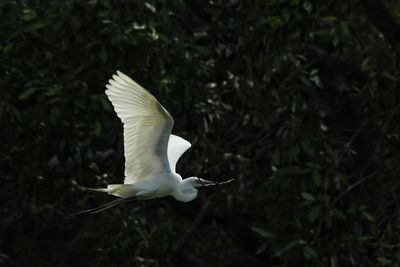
[66,196,135,219]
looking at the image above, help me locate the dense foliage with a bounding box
[1,0,400,266]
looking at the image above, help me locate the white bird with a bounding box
[72,71,233,216]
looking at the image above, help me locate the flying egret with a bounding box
[73,71,233,215]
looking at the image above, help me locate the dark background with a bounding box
[1,0,400,266]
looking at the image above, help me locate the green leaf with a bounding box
[99,0,111,8]
[22,8,37,21]
[93,121,102,136]
[276,240,299,256]
[312,172,321,187]
[308,205,320,223]
[322,16,337,23]
[301,192,316,202]
[266,16,285,30]
[357,235,373,241]
[144,2,156,13]
[19,88,39,99]
[330,255,338,267]
[303,246,318,260]
[251,227,276,239]
[362,211,375,222]
[377,257,391,266]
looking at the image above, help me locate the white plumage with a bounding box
[72,71,233,216]
[105,71,174,183]
[167,134,191,174]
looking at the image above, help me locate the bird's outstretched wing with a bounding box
[168,134,191,173]
[105,71,174,183]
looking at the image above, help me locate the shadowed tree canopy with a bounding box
[1,0,400,266]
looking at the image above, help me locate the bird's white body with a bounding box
[106,173,197,202]
[84,70,227,206]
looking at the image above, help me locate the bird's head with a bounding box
[173,177,235,202]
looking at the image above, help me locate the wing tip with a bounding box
[116,70,136,84]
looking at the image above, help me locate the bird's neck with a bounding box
[172,180,198,202]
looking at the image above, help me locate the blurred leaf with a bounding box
[252,227,276,238]
[322,16,337,23]
[377,257,392,266]
[19,88,39,99]
[308,205,320,223]
[303,246,318,260]
[22,8,37,21]
[362,211,375,222]
[301,192,316,202]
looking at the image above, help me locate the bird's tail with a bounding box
[83,184,123,194]
[84,187,109,193]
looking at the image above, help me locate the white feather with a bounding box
[105,71,174,183]
[168,134,191,173]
